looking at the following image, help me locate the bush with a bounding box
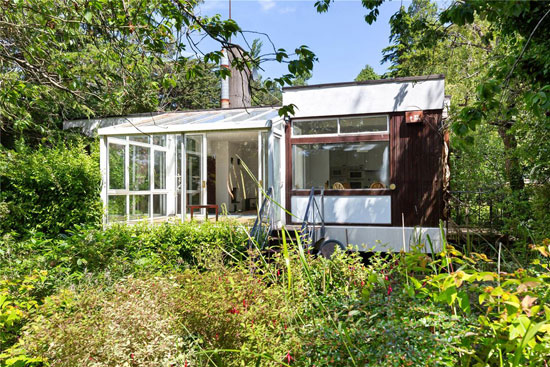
[0,142,102,238]
[0,221,249,288]
[11,277,196,367]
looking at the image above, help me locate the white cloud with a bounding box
[278,6,296,14]
[259,0,276,11]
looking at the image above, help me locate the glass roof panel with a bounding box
[187,111,245,124]
[225,108,274,122]
[162,111,221,126]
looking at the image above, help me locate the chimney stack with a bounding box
[220,46,251,108]
[220,49,230,108]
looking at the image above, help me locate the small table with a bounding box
[188,204,219,221]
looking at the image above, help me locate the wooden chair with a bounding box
[370,182,386,189]
[332,182,345,190]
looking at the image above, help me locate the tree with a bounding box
[316,0,550,239]
[0,0,317,146]
[355,64,379,81]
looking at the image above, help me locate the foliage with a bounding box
[6,277,197,367]
[408,240,550,366]
[2,219,550,366]
[0,220,248,286]
[0,141,102,238]
[0,0,317,146]
[344,0,550,242]
[354,64,379,81]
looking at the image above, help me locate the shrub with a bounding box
[0,221,248,289]
[0,142,102,238]
[10,277,197,367]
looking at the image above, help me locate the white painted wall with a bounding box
[209,140,230,211]
[291,195,391,224]
[324,226,444,252]
[283,78,445,118]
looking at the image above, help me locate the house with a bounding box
[67,62,449,252]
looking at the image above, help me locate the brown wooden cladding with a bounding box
[285,110,445,227]
[390,110,444,227]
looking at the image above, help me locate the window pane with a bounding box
[292,141,390,189]
[340,116,388,133]
[153,194,166,217]
[187,154,201,191]
[129,135,149,143]
[186,135,202,153]
[129,195,149,220]
[129,145,150,191]
[108,195,126,222]
[154,150,166,189]
[109,143,125,190]
[186,193,201,213]
[153,135,166,146]
[293,119,337,136]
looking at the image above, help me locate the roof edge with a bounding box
[283,74,445,91]
[65,105,282,123]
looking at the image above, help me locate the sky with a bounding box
[192,0,408,85]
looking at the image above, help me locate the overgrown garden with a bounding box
[2,0,550,365]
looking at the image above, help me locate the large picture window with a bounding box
[290,115,390,191]
[293,141,389,189]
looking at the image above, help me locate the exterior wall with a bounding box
[285,111,445,228]
[281,77,447,251]
[324,226,444,252]
[390,110,445,227]
[283,76,445,118]
[291,195,391,224]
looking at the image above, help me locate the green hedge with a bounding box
[0,221,249,285]
[0,142,102,237]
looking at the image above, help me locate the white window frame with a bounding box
[105,134,170,223]
[291,114,389,138]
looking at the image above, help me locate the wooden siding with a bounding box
[390,110,444,227]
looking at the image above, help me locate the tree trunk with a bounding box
[498,122,524,191]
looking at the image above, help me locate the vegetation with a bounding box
[368,0,550,243]
[1,0,550,366]
[355,64,379,81]
[1,223,549,366]
[0,140,102,238]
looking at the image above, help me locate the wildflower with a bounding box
[285,352,293,363]
[387,285,393,295]
[384,275,389,281]
[130,353,134,359]
[227,306,239,314]
[361,280,365,287]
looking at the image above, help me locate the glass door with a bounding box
[185,134,206,217]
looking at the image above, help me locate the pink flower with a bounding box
[387,285,393,295]
[286,352,293,363]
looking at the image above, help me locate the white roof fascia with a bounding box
[98,117,280,136]
[283,77,445,119]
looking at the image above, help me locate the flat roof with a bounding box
[283,74,445,91]
[97,106,283,136]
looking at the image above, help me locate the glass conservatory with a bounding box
[97,107,283,224]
